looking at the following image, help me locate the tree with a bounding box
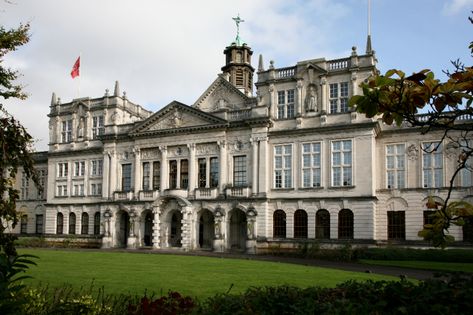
[0,22,40,312]
[349,16,473,248]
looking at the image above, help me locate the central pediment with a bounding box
[130,101,228,136]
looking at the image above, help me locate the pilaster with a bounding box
[188,143,196,197]
[296,80,303,116]
[251,138,258,196]
[218,141,227,196]
[133,147,141,196]
[160,146,168,191]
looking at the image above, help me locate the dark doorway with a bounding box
[144,212,153,246]
[198,210,215,249]
[229,209,247,251]
[170,211,182,247]
[118,211,130,247]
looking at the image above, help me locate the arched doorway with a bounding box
[143,211,153,247]
[169,210,182,247]
[117,211,130,247]
[198,210,215,249]
[229,209,247,251]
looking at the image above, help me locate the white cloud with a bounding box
[443,0,473,15]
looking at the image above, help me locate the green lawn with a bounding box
[360,259,473,273]
[20,248,396,299]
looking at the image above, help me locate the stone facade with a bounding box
[10,39,473,252]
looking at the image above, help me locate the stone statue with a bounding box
[214,220,221,238]
[305,85,318,112]
[77,117,85,138]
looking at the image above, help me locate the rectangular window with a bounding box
[329,82,349,113]
[386,144,406,189]
[73,184,84,196]
[21,171,29,200]
[56,184,68,197]
[233,155,247,187]
[387,211,405,240]
[152,161,161,190]
[91,183,102,196]
[91,160,103,176]
[180,159,189,189]
[122,163,132,192]
[422,142,443,188]
[331,140,352,186]
[277,89,295,119]
[61,120,72,143]
[198,158,207,188]
[35,214,44,234]
[169,160,177,189]
[20,215,28,234]
[38,169,47,199]
[274,144,292,188]
[57,162,68,178]
[210,157,219,187]
[74,161,85,177]
[302,142,321,188]
[92,115,105,139]
[142,162,150,190]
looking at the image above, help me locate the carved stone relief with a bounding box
[407,144,419,160]
[141,148,161,159]
[196,143,218,156]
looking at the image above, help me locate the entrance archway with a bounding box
[143,211,153,246]
[229,209,247,251]
[198,210,214,249]
[169,210,182,247]
[117,211,129,247]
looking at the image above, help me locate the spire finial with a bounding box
[114,81,120,97]
[232,14,245,46]
[258,54,265,72]
[365,0,373,54]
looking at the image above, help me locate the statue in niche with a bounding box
[305,84,318,112]
[77,116,85,138]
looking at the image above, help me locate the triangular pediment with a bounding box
[306,63,328,74]
[193,75,252,113]
[130,101,228,135]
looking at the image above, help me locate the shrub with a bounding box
[355,247,473,262]
[127,291,195,315]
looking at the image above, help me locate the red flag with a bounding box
[70,56,80,78]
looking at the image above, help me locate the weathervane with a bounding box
[232,14,245,44]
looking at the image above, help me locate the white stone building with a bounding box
[12,34,473,253]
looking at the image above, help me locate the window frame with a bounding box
[386,143,406,189]
[422,142,443,188]
[233,155,247,187]
[301,142,322,188]
[274,144,293,189]
[331,140,353,187]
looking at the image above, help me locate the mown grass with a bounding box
[20,248,396,299]
[360,259,473,273]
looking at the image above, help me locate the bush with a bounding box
[355,247,473,262]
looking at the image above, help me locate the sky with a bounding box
[2,0,472,151]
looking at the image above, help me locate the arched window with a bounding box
[316,209,330,239]
[81,213,89,235]
[338,209,354,239]
[20,215,28,234]
[69,213,76,235]
[294,209,308,239]
[94,212,101,235]
[387,211,405,240]
[273,210,286,238]
[57,212,64,234]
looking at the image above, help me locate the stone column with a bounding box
[296,80,303,116]
[258,137,269,196]
[180,205,194,251]
[188,143,196,197]
[212,210,224,252]
[269,84,275,119]
[101,209,113,248]
[109,151,118,196]
[320,77,327,113]
[102,151,110,199]
[251,138,258,196]
[160,146,168,192]
[152,205,161,249]
[133,147,141,196]
[351,72,358,98]
[218,141,227,197]
[127,209,138,249]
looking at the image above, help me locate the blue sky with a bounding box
[1,0,472,150]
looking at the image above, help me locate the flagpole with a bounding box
[77,52,81,99]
